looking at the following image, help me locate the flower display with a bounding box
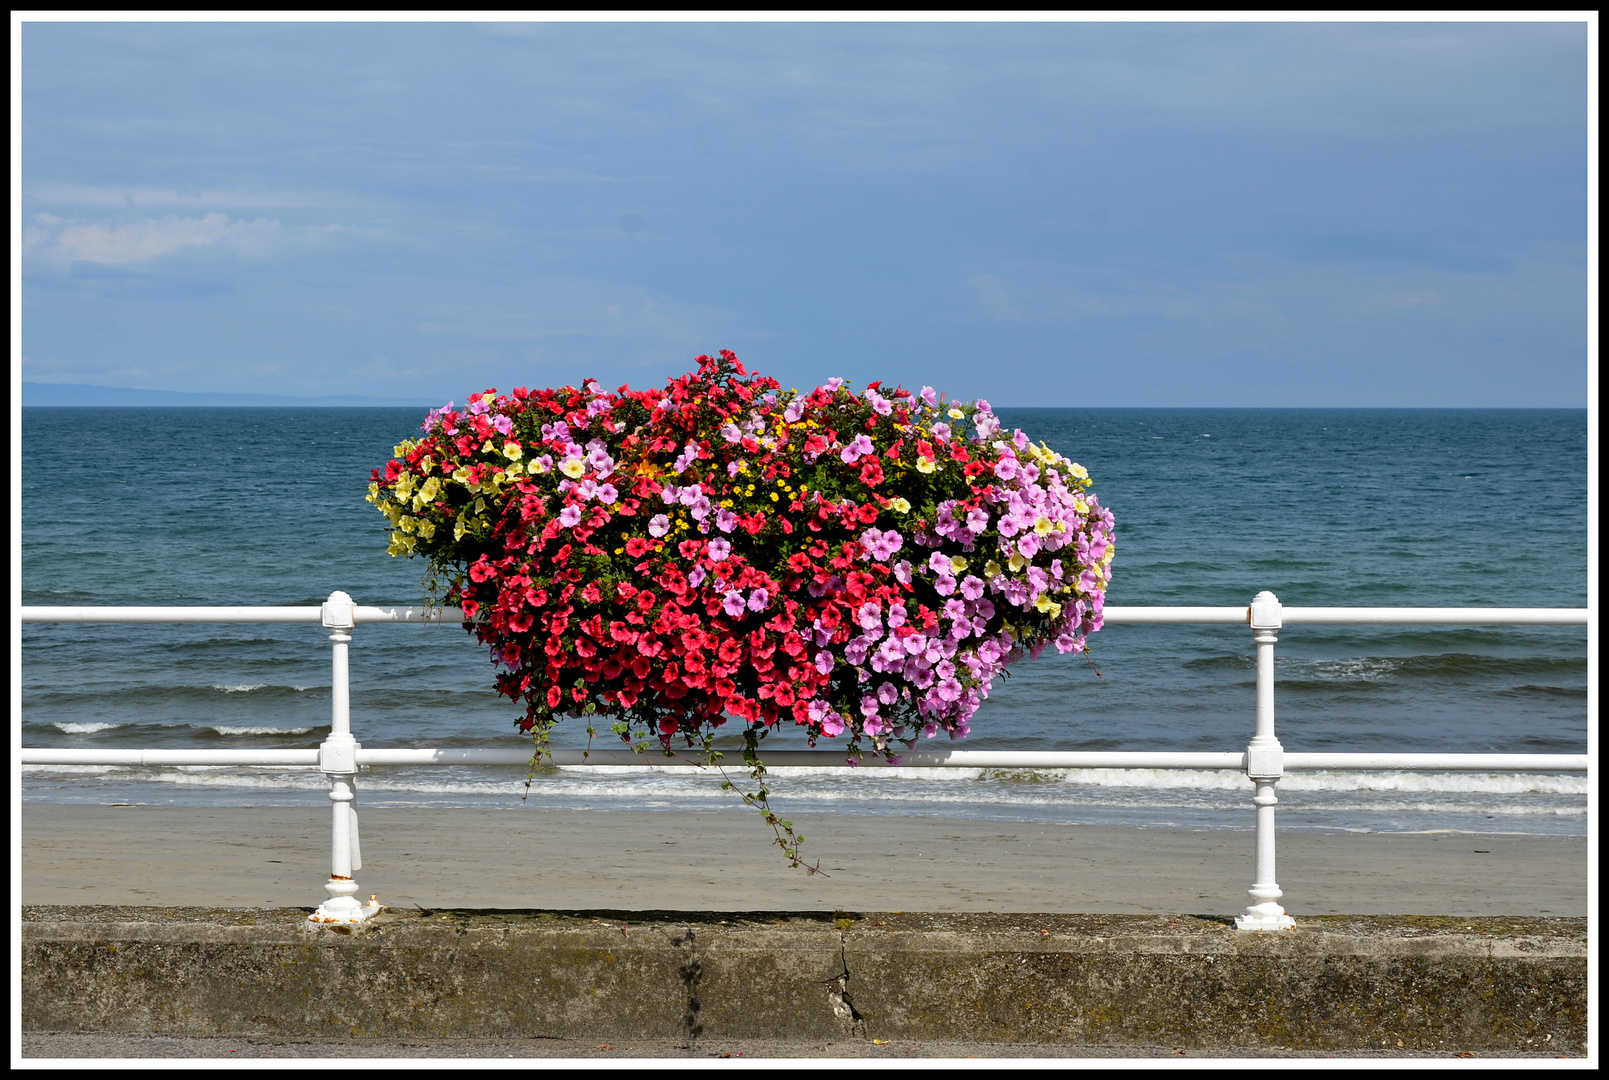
[369,351,1114,761]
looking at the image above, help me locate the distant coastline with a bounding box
[20,382,439,408]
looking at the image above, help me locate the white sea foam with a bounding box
[52,721,122,734]
[213,684,268,693]
[555,764,1586,796]
[207,725,315,736]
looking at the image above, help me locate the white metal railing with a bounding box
[21,590,1589,929]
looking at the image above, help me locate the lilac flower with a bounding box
[715,508,737,532]
[720,423,743,443]
[678,484,703,507]
[784,399,805,423]
[893,560,914,585]
[886,603,907,628]
[860,694,881,717]
[722,590,747,617]
[920,386,937,406]
[867,391,893,416]
[824,377,845,392]
[820,712,845,736]
[815,651,835,675]
[747,589,770,612]
[648,514,671,537]
[994,456,1019,482]
[468,398,489,416]
[943,598,968,622]
[688,566,707,588]
[660,485,682,505]
[860,527,903,562]
[707,538,732,562]
[558,505,583,528]
[966,508,990,533]
[492,414,514,435]
[960,576,985,601]
[840,434,874,463]
[596,484,618,505]
[857,602,882,629]
[673,443,700,473]
[932,422,951,441]
[689,495,712,520]
[844,637,871,665]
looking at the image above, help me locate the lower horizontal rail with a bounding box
[20,748,1589,771]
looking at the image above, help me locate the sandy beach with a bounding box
[19,803,1587,916]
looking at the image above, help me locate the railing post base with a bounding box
[1235,902,1295,932]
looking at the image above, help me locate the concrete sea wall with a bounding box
[22,907,1586,1054]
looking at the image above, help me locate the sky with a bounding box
[15,18,1593,407]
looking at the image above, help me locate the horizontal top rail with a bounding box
[21,604,1590,626]
[19,605,464,625]
[1278,607,1588,626]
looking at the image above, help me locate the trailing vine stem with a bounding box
[517,712,824,876]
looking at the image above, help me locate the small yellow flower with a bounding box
[1034,596,1062,617]
[1069,462,1089,482]
[1073,498,1088,514]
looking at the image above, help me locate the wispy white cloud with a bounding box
[22,212,363,268]
[26,182,358,211]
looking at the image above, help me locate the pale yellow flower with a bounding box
[503,440,523,461]
[889,497,911,513]
[1034,596,1062,617]
[1008,553,1028,572]
[950,556,968,573]
[1034,516,1053,536]
[947,406,965,419]
[984,560,1002,578]
[560,458,586,479]
[916,458,937,474]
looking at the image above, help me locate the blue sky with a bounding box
[17,19,1591,406]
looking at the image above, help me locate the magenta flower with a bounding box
[722,590,746,617]
[747,589,770,612]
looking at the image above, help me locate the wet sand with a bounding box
[18,803,1588,916]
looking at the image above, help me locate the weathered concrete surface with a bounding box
[21,907,1585,1055]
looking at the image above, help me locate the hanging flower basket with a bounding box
[369,351,1114,763]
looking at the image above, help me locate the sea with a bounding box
[18,406,1590,836]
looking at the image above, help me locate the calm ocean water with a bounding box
[20,406,1588,834]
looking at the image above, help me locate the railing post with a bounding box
[309,591,381,924]
[1236,590,1295,931]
